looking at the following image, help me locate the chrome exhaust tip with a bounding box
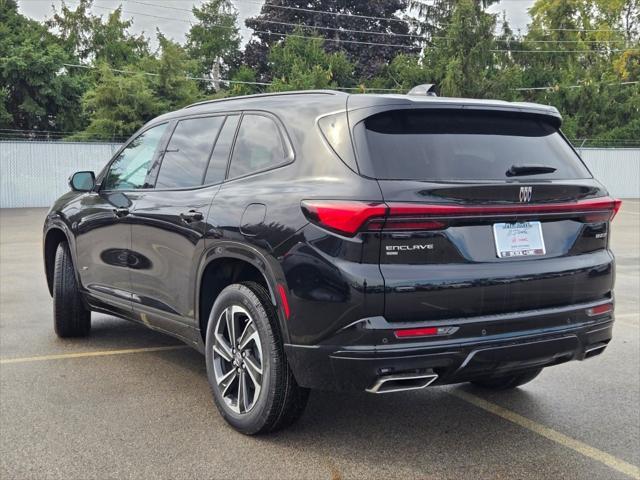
[584,343,607,359]
[366,372,439,394]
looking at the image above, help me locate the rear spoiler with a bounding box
[346,95,562,128]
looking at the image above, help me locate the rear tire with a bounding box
[53,242,91,337]
[470,368,543,390]
[205,281,309,435]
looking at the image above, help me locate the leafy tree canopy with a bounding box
[268,30,354,91]
[0,0,637,145]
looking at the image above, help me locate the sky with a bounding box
[18,0,536,49]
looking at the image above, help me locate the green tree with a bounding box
[0,0,86,132]
[267,31,354,91]
[47,2,150,68]
[186,0,241,89]
[369,54,433,92]
[46,0,97,62]
[424,0,499,98]
[91,7,150,68]
[143,33,201,110]
[228,66,261,96]
[78,64,162,141]
[515,0,640,143]
[245,0,416,80]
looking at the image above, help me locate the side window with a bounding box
[103,124,167,190]
[204,115,240,185]
[228,114,287,180]
[155,116,224,189]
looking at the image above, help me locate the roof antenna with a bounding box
[407,84,438,97]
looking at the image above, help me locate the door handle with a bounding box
[114,207,129,218]
[180,210,204,223]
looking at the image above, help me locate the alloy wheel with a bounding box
[212,305,263,414]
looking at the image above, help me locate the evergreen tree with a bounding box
[1,0,86,132]
[268,30,354,91]
[186,0,242,89]
[244,0,417,81]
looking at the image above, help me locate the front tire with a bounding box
[470,368,543,390]
[53,242,91,337]
[205,281,309,435]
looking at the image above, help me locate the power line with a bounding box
[90,4,634,53]
[51,0,636,57]
[250,18,422,40]
[61,63,404,92]
[62,62,639,95]
[121,0,628,37]
[92,4,420,49]
[63,62,272,86]
[237,0,422,26]
[513,81,639,91]
[91,5,420,49]
[495,39,627,44]
[493,49,634,53]
[236,0,626,33]
[252,30,418,49]
[119,0,426,40]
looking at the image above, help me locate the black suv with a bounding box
[44,89,620,434]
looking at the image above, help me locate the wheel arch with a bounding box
[196,243,290,346]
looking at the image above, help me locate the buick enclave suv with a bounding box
[44,89,620,434]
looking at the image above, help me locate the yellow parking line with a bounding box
[450,389,640,479]
[0,345,189,365]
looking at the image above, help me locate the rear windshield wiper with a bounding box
[506,164,557,177]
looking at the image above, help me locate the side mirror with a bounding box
[69,171,95,192]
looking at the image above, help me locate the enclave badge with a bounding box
[519,186,533,203]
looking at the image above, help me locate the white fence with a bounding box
[1,141,121,208]
[578,148,640,198]
[0,141,638,208]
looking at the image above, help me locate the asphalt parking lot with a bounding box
[1,203,639,480]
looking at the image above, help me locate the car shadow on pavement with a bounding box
[243,386,563,478]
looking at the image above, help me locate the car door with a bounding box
[127,114,239,340]
[75,123,169,315]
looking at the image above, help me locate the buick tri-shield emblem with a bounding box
[519,186,533,203]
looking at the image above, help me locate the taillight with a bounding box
[301,200,386,236]
[301,197,622,236]
[387,197,622,220]
[300,200,447,236]
[612,198,622,220]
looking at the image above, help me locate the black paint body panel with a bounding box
[43,91,616,391]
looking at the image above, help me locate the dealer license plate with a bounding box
[493,221,546,258]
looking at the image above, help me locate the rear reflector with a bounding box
[586,303,613,317]
[301,197,622,236]
[394,327,438,338]
[276,284,291,319]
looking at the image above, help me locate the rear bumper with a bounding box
[284,301,614,392]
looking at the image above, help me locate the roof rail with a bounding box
[184,89,347,109]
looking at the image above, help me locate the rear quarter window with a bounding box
[354,109,591,181]
[228,114,288,180]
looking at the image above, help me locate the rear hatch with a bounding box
[350,107,619,322]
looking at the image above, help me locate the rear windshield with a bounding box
[353,110,591,181]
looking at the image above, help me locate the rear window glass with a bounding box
[228,114,287,180]
[354,110,591,181]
